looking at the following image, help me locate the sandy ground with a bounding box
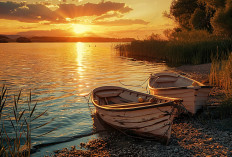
[52,63,232,157]
[174,63,211,83]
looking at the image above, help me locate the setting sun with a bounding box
[73,24,90,35]
[1,0,232,156]
[0,0,174,38]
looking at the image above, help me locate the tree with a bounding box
[167,0,214,33]
[193,0,232,35]
[200,0,226,9]
[146,33,161,41]
[169,0,198,30]
[190,3,214,33]
[210,0,232,35]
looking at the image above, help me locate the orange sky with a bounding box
[0,0,175,39]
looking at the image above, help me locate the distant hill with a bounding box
[0,35,135,42]
[0,35,9,39]
[30,36,135,42]
[0,35,20,39]
[0,35,9,43]
[16,37,31,43]
[6,35,21,39]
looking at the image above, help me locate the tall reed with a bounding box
[0,86,55,157]
[210,53,232,95]
[209,53,232,119]
[116,31,232,66]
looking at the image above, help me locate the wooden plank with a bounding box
[101,101,153,108]
[155,77,178,83]
[107,96,131,104]
[101,113,167,123]
[100,114,170,129]
[97,106,173,117]
[108,97,122,104]
[95,90,122,98]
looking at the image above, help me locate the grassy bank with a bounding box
[116,31,232,66]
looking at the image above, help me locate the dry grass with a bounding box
[210,53,232,95]
[209,53,232,119]
[0,86,55,157]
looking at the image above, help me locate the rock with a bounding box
[222,132,228,137]
[174,148,179,153]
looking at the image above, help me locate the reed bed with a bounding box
[0,86,54,157]
[116,32,232,66]
[209,53,232,119]
[210,53,232,95]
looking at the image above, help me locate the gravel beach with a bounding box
[53,63,232,157]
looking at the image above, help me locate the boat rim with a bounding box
[148,72,213,90]
[91,86,181,111]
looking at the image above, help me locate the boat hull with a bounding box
[149,87,210,114]
[95,104,176,144]
[91,86,180,144]
[148,72,212,114]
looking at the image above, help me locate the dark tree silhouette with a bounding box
[168,0,232,35]
[169,0,198,30]
[0,35,9,43]
[210,0,232,35]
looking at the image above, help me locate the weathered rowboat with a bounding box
[91,86,182,144]
[148,72,212,114]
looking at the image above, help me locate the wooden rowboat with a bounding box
[148,72,212,114]
[91,86,182,144]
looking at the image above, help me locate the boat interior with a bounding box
[93,89,168,107]
[149,73,200,88]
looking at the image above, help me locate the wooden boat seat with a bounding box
[107,96,132,104]
[95,90,122,98]
[155,77,178,83]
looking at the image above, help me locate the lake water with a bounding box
[0,42,169,156]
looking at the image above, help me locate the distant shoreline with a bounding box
[0,41,132,43]
[0,35,135,43]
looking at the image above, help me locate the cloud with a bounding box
[17,29,74,37]
[95,12,123,20]
[0,1,132,23]
[0,1,59,23]
[17,28,99,37]
[18,26,37,29]
[55,2,132,18]
[93,19,149,26]
[103,28,166,39]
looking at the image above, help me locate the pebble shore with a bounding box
[53,116,232,157]
[53,63,232,157]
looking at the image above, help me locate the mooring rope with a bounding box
[119,75,151,88]
[80,92,94,116]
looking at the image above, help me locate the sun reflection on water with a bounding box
[76,42,86,75]
[0,43,170,156]
[75,42,90,96]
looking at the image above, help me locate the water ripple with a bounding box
[0,42,169,151]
